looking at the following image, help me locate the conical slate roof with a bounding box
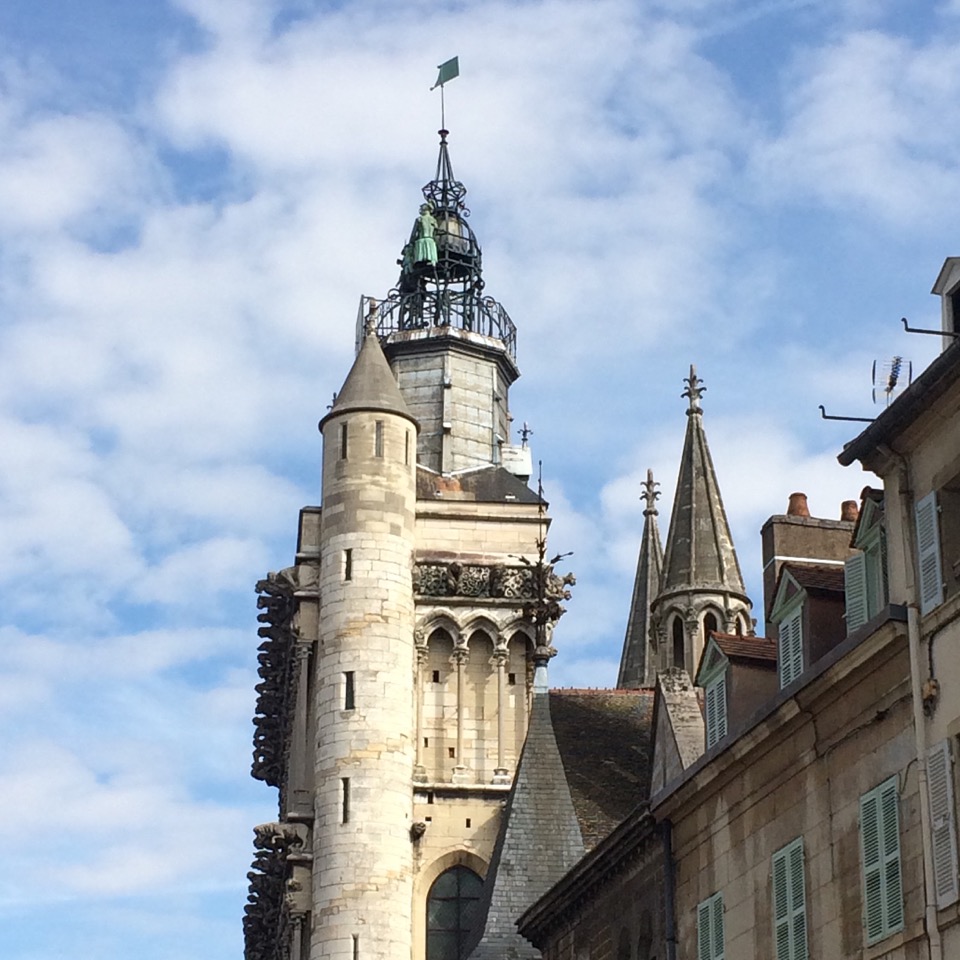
[319,329,417,429]
[617,469,664,688]
[660,367,745,596]
[466,683,585,960]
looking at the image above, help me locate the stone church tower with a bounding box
[617,366,753,689]
[244,131,574,960]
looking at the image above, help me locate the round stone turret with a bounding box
[314,330,419,960]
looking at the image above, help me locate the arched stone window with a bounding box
[426,865,483,960]
[671,616,684,668]
[702,610,718,644]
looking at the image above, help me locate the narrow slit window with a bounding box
[341,778,351,823]
[465,818,471,828]
[432,670,440,683]
[375,420,384,458]
[507,672,516,685]
[352,935,359,960]
[448,747,456,759]
[423,737,429,747]
[340,421,349,459]
[344,671,355,710]
[405,431,411,466]
[343,549,353,581]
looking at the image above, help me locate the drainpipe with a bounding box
[880,444,942,960]
[662,818,677,960]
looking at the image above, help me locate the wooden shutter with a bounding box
[698,894,724,960]
[712,893,724,960]
[861,778,903,944]
[772,839,807,960]
[779,611,802,689]
[706,675,727,749]
[698,898,712,960]
[916,491,943,616]
[928,739,959,908]
[845,552,868,635]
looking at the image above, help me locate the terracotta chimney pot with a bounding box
[841,500,859,522]
[787,492,810,517]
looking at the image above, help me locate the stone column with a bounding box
[287,640,314,816]
[452,644,470,783]
[491,641,510,784]
[414,629,428,783]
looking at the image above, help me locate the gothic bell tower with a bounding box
[244,130,573,960]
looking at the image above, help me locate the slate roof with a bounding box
[782,562,846,595]
[549,688,654,850]
[466,690,585,960]
[416,465,542,504]
[710,632,778,664]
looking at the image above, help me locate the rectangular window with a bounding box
[916,491,944,615]
[352,934,359,960]
[860,777,903,944]
[448,747,456,759]
[375,420,384,458]
[432,670,440,683]
[928,739,959,908]
[705,673,727,749]
[343,548,353,581]
[778,609,803,689]
[772,838,807,960]
[697,892,724,960]
[340,421,349,459]
[405,431,411,466]
[344,671,355,711]
[507,672,517,685]
[341,777,351,823]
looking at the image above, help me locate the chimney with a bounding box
[787,492,810,517]
[840,500,859,522]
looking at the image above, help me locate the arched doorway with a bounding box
[426,865,483,960]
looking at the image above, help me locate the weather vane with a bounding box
[430,56,459,130]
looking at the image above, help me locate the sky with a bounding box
[0,0,957,956]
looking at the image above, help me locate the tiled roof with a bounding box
[782,562,846,594]
[710,632,778,664]
[416,465,542,503]
[549,688,654,850]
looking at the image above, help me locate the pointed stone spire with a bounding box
[652,366,752,677]
[466,678,585,960]
[617,469,664,689]
[319,312,418,430]
[662,366,745,595]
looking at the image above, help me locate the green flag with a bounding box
[431,56,459,90]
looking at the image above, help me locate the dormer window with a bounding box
[845,491,889,632]
[696,641,729,750]
[777,603,803,689]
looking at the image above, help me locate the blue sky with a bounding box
[1,0,956,956]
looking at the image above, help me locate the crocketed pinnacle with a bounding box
[617,469,664,688]
[660,366,745,595]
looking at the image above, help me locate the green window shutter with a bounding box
[772,838,807,960]
[861,778,903,944]
[706,674,727,749]
[928,739,959,908]
[712,893,724,960]
[698,893,724,960]
[916,491,943,616]
[778,611,802,689]
[845,552,868,635]
[698,898,712,960]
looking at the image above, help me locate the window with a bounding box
[703,611,719,643]
[916,491,944,615]
[341,777,351,823]
[697,892,723,960]
[928,739,959,908]
[375,420,384,457]
[846,499,889,634]
[860,777,903,944]
[344,671,355,711]
[426,866,483,960]
[705,673,727,749]
[343,549,353,581]
[340,421,349,459]
[778,607,803,689]
[672,616,685,668]
[772,838,807,960]
[405,431,411,466]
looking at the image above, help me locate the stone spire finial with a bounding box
[641,468,660,516]
[682,364,706,414]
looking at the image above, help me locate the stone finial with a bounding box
[682,364,706,414]
[641,468,660,516]
[363,299,379,336]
